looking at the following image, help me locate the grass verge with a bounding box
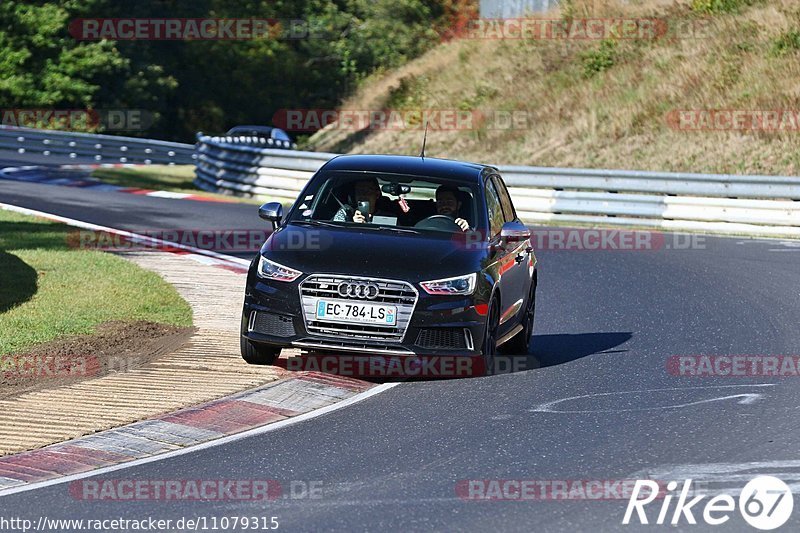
[0,208,193,355]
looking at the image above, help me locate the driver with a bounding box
[332,178,397,223]
[435,185,469,231]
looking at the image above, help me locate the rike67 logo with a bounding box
[623,476,794,530]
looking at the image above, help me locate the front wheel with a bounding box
[481,298,500,376]
[502,277,536,355]
[240,335,280,365]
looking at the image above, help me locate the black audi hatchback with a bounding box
[240,154,537,374]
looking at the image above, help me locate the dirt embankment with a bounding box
[308,0,800,175]
[0,321,194,399]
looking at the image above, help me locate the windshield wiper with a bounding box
[295,219,419,234]
[362,225,420,235]
[293,219,340,228]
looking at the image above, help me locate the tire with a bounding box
[240,335,280,365]
[501,277,536,355]
[481,297,500,376]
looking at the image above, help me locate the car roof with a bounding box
[227,125,289,136]
[320,154,497,184]
[227,125,274,134]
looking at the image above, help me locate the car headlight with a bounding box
[420,273,476,295]
[257,256,302,282]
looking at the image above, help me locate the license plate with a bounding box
[315,299,397,326]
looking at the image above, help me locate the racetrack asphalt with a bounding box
[1,160,799,531]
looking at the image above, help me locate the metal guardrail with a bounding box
[193,134,800,237]
[3,127,797,237]
[499,166,800,199]
[0,125,196,165]
[194,134,800,237]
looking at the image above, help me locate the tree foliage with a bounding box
[0,0,475,140]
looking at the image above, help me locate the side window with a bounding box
[492,175,516,223]
[484,179,504,238]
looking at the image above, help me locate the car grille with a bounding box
[416,328,471,350]
[299,275,418,342]
[249,311,295,337]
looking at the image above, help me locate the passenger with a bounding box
[333,178,397,223]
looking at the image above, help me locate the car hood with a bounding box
[261,223,487,281]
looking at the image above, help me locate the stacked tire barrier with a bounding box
[0,125,196,165]
[193,133,324,204]
[194,134,800,238]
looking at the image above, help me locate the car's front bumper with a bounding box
[242,271,489,357]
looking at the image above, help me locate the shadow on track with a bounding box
[272,332,633,382]
[529,331,632,368]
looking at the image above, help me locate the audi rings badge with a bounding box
[337,281,380,300]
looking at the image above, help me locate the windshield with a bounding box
[287,171,484,234]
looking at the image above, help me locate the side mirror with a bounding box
[258,202,283,227]
[500,220,530,243]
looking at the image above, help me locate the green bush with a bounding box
[691,0,758,14]
[581,40,617,78]
[770,30,800,56]
[386,76,428,110]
